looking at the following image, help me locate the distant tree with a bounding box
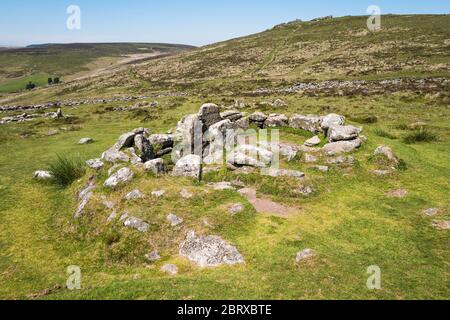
[48,77,53,85]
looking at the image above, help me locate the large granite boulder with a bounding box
[264,114,289,128]
[173,155,202,180]
[321,113,346,131]
[179,231,244,267]
[144,158,166,175]
[102,147,130,163]
[198,103,222,129]
[323,139,362,156]
[327,125,362,142]
[289,115,322,133]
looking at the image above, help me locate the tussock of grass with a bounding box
[403,128,438,144]
[48,154,86,187]
[374,128,397,139]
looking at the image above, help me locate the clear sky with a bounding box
[0,0,448,47]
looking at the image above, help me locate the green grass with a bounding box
[0,73,51,93]
[0,93,448,300]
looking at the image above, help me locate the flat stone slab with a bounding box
[180,231,244,267]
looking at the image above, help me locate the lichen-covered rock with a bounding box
[173,155,202,180]
[289,115,322,133]
[272,99,287,108]
[228,203,245,215]
[104,167,134,188]
[249,112,267,123]
[86,159,104,170]
[74,180,95,219]
[296,249,316,263]
[323,138,362,156]
[234,117,250,130]
[144,158,166,175]
[115,132,136,150]
[264,114,289,128]
[234,145,274,165]
[79,138,94,145]
[166,213,183,227]
[327,125,362,142]
[34,170,53,180]
[374,145,399,166]
[180,231,244,267]
[266,169,305,179]
[102,147,130,163]
[304,136,321,147]
[120,213,149,232]
[148,134,174,149]
[279,144,298,161]
[220,110,243,122]
[198,103,222,129]
[125,189,144,201]
[321,113,346,130]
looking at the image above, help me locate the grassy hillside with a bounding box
[0,15,448,300]
[0,43,195,93]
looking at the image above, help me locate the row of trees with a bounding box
[25,77,61,90]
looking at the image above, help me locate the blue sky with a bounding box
[0,0,448,46]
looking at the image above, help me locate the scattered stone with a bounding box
[167,213,184,227]
[431,220,450,230]
[289,115,322,133]
[145,251,161,262]
[102,147,130,163]
[104,167,134,188]
[304,136,321,147]
[327,125,362,142]
[179,231,244,267]
[173,155,202,180]
[295,186,314,196]
[371,169,392,176]
[120,213,149,232]
[323,138,362,156]
[86,159,104,170]
[79,138,94,145]
[327,156,355,165]
[228,203,245,215]
[46,129,59,136]
[386,189,408,198]
[303,153,318,163]
[34,170,53,180]
[296,249,316,263]
[267,169,305,179]
[321,113,346,130]
[144,158,166,175]
[125,189,144,201]
[180,189,194,199]
[279,144,298,161]
[208,181,235,191]
[228,152,266,168]
[423,208,440,217]
[272,99,287,108]
[74,180,96,219]
[160,264,178,275]
[374,145,399,167]
[152,190,166,198]
[312,165,329,172]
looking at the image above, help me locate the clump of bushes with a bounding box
[403,128,438,144]
[48,154,85,187]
